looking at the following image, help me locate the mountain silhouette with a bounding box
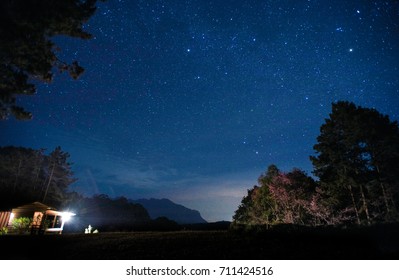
[132,198,207,224]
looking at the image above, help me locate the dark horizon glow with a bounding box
[1,0,398,222]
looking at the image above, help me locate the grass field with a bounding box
[1,224,399,260]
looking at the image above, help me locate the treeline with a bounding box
[233,101,399,227]
[0,146,76,209]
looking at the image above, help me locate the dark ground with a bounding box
[1,224,399,260]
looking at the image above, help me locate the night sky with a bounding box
[1,0,399,222]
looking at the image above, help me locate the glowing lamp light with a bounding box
[61,211,76,222]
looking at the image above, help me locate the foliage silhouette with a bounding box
[0,0,103,120]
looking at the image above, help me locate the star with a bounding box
[1,0,398,223]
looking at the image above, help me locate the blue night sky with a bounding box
[1,0,399,222]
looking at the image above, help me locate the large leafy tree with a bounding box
[232,165,329,227]
[0,0,101,120]
[311,101,399,224]
[232,165,278,227]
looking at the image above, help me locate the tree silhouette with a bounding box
[0,0,102,120]
[311,101,399,224]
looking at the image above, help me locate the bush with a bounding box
[0,227,8,235]
[12,217,32,234]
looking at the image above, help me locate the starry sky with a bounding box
[1,0,399,222]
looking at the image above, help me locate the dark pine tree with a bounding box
[41,146,77,207]
[311,101,399,224]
